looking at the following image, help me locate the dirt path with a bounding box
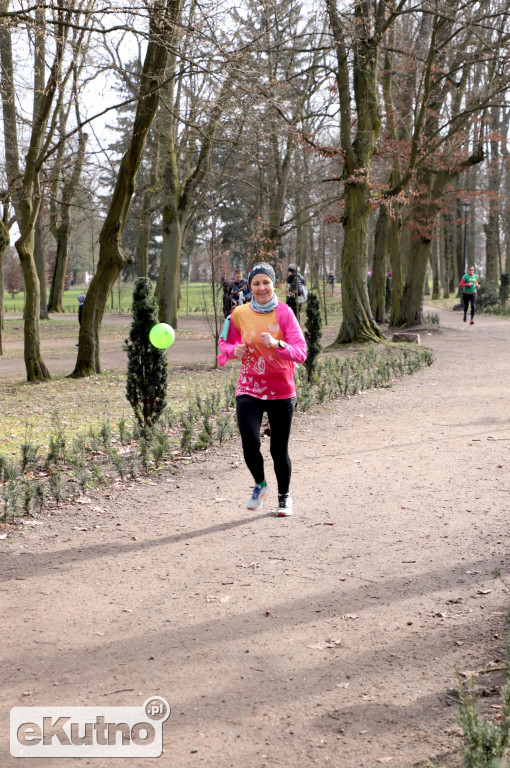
[3,308,510,768]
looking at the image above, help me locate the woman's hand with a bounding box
[260,332,278,348]
[234,343,247,358]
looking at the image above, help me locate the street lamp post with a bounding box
[462,201,470,277]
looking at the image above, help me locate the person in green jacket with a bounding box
[459,266,480,324]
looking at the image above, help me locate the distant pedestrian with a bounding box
[76,293,86,346]
[230,269,252,305]
[327,271,335,295]
[285,263,307,316]
[459,266,480,324]
[77,293,86,325]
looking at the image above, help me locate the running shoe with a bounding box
[276,493,293,517]
[246,483,269,510]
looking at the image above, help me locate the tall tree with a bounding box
[73,0,180,375]
[0,208,10,356]
[326,0,393,342]
[0,0,96,379]
[48,73,88,312]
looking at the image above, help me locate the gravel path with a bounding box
[2,307,510,767]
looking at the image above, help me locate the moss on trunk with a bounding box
[333,182,385,344]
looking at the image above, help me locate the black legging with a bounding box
[463,292,476,319]
[236,395,295,494]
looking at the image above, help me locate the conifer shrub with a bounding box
[304,291,322,382]
[125,278,168,429]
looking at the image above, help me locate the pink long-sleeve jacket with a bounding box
[217,301,307,400]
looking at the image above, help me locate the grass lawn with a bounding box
[0,364,231,458]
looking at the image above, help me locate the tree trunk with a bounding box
[431,239,440,300]
[156,212,182,328]
[72,1,175,376]
[16,215,50,380]
[369,206,390,323]
[138,199,151,279]
[440,217,449,299]
[388,211,404,326]
[138,126,160,278]
[48,128,88,312]
[34,208,48,319]
[326,0,385,344]
[48,216,71,312]
[0,218,9,355]
[155,68,231,329]
[484,115,500,282]
[395,236,432,327]
[485,216,498,281]
[333,182,384,343]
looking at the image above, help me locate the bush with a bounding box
[125,278,168,429]
[304,291,322,382]
[477,280,500,311]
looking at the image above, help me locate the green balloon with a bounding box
[149,323,175,349]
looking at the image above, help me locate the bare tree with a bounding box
[72,0,180,376]
[0,0,96,380]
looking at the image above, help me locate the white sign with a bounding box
[10,697,170,758]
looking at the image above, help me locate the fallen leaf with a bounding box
[340,614,359,620]
[122,609,132,613]
[219,596,231,603]
[376,759,393,764]
[477,589,492,595]
[337,682,350,688]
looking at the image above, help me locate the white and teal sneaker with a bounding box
[276,493,293,517]
[246,483,269,510]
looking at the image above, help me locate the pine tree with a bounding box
[125,278,168,428]
[304,291,322,382]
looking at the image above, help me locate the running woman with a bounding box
[459,265,480,324]
[218,263,307,516]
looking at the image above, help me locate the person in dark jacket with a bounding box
[285,263,306,316]
[230,269,252,305]
[77,294,86,325]
[76,293,86,346]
